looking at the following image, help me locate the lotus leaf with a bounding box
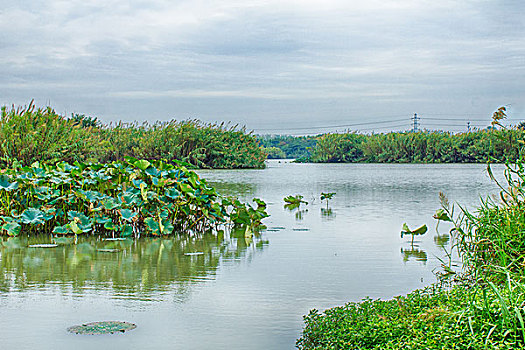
[69,221,83,235]
[53,225,70,235]
[20,208,45,225]
[2,222,21,236]
[433,209,452,222]
[134,159,151,171]
[144,217,160,235]
[120,224,133,237]
[0,175,19,191]
[120,209,137,221]
[104,221,117,231]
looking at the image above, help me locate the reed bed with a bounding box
[0,102,266,169]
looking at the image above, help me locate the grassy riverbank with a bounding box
[0,102,266,169]
[297,159,525,349]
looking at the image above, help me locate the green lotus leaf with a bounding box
[94,215,112,224]
[132,179,146,188]
[104,221,117,231]
[165,188,180,199]
[401,223,428,237]
[145,167,160,177]
[134,159,151,171]
[179,183,193,193]
[433,209,452,222]
[120,209,138,221]
[42,208,56,221]
[102,198,120,210]
[2,222,21,236]
[67,211,91,226]
[151,177,159,186]
[144,217,160,235]
[0,175,19,191]
[20,208,45,225]
[161,219,174,235]
[122,192,139,205]
[53,224,70,234]
[69,221,83,235]
[124,155,138,165]
[120,224,133,237]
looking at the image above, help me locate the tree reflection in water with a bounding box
[0,229,268,299]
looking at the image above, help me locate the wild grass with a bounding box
[0,102,266,169]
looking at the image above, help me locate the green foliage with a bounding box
[320,192,336,209]
[262,146,286,159]
[400,223,428,245]
[284,195,308,206]
[0,102,266,169]
[310,129,525,163]
[257,135,317,159]
[311,133,365,163]
[297,283,525,349]
[0,158,268,236]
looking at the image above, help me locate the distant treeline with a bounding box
[258,128,524,163]
[0,103,266,169]
[257,135,317,160]
[310,129,524,163]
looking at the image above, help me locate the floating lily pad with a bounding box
[28,244,58,248]
[184,252,204,256]
[269,226,285,230]
[67,321,136,335]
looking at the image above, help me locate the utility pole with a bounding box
[467,121,471,132]
[412,113,419,132]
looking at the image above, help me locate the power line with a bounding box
[255,117,408,131]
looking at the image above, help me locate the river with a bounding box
[0,161,504,349]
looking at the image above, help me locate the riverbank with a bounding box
[0,102,266,169]
[259,128,524,164]
[297,160,525,349]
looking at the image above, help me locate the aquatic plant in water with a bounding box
[400,223,428,245]
[320,192,335,209]
[0,157,268,237]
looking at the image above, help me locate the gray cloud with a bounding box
[1,0,523,134]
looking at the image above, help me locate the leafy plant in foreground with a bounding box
[0,158,268,237]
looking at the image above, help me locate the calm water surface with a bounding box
[0,161,504,349]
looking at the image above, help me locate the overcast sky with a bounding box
[1,0,524,134]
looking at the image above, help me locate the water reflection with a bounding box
[320,207,335,220]
[434,234,450,249]
[400,247,428,264]
[0,230,268,298]
[284,203,309,221]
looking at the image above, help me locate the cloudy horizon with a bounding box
[1,0,524,134]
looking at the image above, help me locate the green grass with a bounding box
[297,282,525,349]
[0,102,267,169]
